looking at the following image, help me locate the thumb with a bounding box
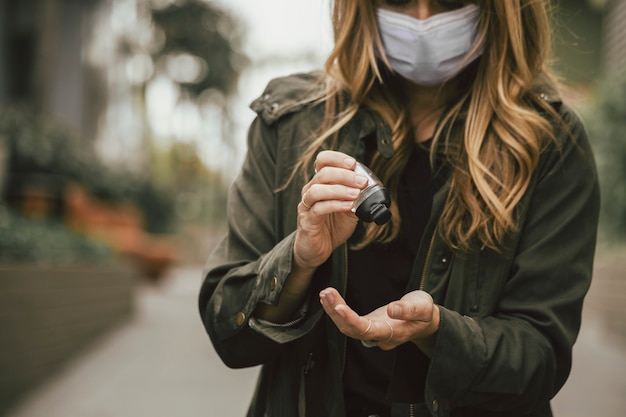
[388,290,434,322]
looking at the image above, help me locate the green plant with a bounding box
[0,105,177,234]
[0,204,113,264]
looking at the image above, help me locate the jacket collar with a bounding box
[347,107,395,158]
[345,74,563,161]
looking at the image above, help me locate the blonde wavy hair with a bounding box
[291,0,562,252]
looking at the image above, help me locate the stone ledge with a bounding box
[0,264,138,415]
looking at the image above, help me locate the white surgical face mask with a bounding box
[376,4,482,86]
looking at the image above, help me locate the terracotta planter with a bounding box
[63,184,178,280]
[4,173,65,219]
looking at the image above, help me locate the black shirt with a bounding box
[343,141,433,417]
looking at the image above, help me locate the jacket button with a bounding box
[270,276,278,291]
[432,399,439,413]
[431,251,452,274]
[234,312,246,327]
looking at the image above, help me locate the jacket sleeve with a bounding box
[423,106,601,415]
[198,115,322,369]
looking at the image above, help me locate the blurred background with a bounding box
[0,0,624,416]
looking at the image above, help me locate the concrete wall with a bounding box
[0,264,136,415]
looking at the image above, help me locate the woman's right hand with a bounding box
[294,150,368,270]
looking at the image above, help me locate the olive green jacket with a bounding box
[198,72,600,417]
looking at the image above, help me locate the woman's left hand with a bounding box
[319,287,440,355]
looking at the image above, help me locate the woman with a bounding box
[198,1,600,416]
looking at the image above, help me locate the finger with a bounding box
[301,160,348,197]
[387,290,435,322]
[300,167,367,213]
[305,183,361,206]
[320,288,370,337]
[311,167,369,195]
[299,192,313,210]
[299,199,356,217]
[315,151,357,172]
[319,288,393,344]
[383,320,394,343]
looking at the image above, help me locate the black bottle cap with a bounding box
[355,188,391,225]
[369,202,392,225]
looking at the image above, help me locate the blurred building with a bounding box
[0,0,105,141]
[0,0,619,148]
[552,0,605,85]
[603,0,626,76]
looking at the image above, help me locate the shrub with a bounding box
[0,106,177,234]
[0,106,179,266]
[0,204,113,264]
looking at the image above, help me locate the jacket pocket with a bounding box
[470,247,510,317]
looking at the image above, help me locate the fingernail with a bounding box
[391,305,402,318]
[335,306,346,318]
[344,157,355,167]
[325,293,335,305]
[355,175,367,187]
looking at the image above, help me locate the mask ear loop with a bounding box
[458,9,485,70]
[372,9,390,83]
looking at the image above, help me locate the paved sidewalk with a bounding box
[5,261,626,417]
[5,266,260,417]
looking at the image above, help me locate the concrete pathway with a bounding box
[5,266,259,417]
[5,261,626,417]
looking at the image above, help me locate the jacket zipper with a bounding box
[412,181,454,417]
[339,242,420,416]
[342,180,453,415]
[299,352,315,417]
[419,232,437,291]
[419,179,454,291]
[341,242,349,374]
